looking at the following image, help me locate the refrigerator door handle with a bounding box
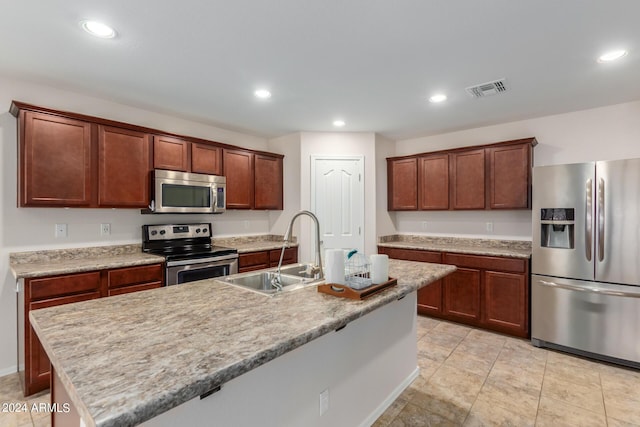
[597,178,605,262]
[585,179,592,261]
[538,279,640,298]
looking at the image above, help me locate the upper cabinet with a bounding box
[19,111,93,207]
[98,126,151,208]
[11,101,284,210]
[387,157,418,210]
[254,154,283,210]
[450,148,486,210]
[387,138,536,211]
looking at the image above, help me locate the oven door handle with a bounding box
[166,254,239,267]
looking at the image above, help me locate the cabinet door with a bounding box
[255,154,283,210]
[450,149,485,209]
[443,268,481,324]
[417,279,443,316]
[153,135,188,171]
[98,125,151,207]
[191,143,222,175]
[483,271,528,337]
[269,247,298,267]
[387,158,418,210]
[419,154,449,210]
[106,264,164,296]
[223,148,254,209]
[26,291,101,395]
[20,111,94,206]
[239,251,270,272]
[487,143,531,209]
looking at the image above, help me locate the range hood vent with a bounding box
[465,78,508,98]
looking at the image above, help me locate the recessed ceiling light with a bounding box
[429,94,447,103]
[80,20,116,38]
[254,89,272,99]
[597,49,628,63]
[333,120,346,127]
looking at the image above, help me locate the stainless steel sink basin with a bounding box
[220,264,322,296]
[276,264,319,279]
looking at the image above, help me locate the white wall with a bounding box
[299,132,378,261]
[393,100,640,239]
[374,134,396,237]
[267,133,302,236]
[0,75,272,375]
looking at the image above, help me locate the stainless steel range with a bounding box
[142,223,238,285]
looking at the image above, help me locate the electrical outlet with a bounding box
[100,223,111,236]
[319,388,329,416]
[55,224,68,238]
[421,221,428,231]
[486,222,494,233]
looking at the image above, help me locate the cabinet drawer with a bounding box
[239,251,270,268]
[30,291,101,311]
[269,247,297,264]
[108,282,162,296]
[27,272,101,301]
[107,264,164,289]
[380,247,442,263]
[443,253,526,273]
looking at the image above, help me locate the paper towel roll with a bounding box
[370,254,389,284]
[324,249,345,285]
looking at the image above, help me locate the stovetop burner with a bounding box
[142,223,237,261]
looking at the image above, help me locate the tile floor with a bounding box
[1,316,639,427]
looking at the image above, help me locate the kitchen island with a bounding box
[30,259,455,427]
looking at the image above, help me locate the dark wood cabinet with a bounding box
[387,158,418,210]
[106,264,163,296]
[255,154,283,210]
[419,154,449,210]
[98,126,151,208]
[487,142,532,209]
[443,267,481,323]
[379,245,530,337]
[450,149,485,210]
[21,264,164,396]
[153,135,189,171]
[239,248,298,273]
[191,143,222,175]
[223,148,255,209]
[386,138,536,212]
[19,111,94,207]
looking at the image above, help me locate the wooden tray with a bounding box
[317,277,397,300]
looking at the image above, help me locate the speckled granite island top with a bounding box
[10,244,165,279]
[378,235,531,259]
[29,259,455,427]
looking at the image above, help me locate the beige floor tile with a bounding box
[465,329,508,347]
[373,396,410,427]
[443,350,495,378]
[486,359,544,391]
[496,346,548,371]
[464,395,535,427]
[420,329,465,351]
[408,387,473,425]
[607,417,640,427]
[546,350,602,370]
[0,374,25,402]
[544,358,601,389]
[0,407,34,427]
[416,315,441,331]
[417,358,441,381]
[389,402,459,427]
[535,395,606,427]
[541,375,604,414]
[475,379,540,420]
[502,339,548,362]
[417,339,454,363]
[601,376,640,426]
[454,338,502,362]
[432,321,472,339]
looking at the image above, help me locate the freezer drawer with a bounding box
[532,274,640,366]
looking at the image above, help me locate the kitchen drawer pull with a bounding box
[538,280,640,298]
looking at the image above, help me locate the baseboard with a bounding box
[0,365,18,378]
[359,366,419,427]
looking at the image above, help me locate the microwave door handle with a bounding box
[585,179,592,261]
[211,186,217,210]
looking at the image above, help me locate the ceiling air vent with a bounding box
[465,78,508,98]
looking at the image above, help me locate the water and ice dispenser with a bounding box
[540,208,575,249]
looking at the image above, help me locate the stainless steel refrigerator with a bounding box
[531,158,640,368]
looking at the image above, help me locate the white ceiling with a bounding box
[1,1,639,140]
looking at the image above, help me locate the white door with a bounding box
[311,156,365,253]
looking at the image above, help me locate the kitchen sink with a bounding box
[220,264,322,296]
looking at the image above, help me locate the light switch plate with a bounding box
[486,222,494,232]
[319,388,329,415]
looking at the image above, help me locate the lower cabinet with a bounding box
[379,246,530,338]
[22,263,164,396]
[239,248,298,273]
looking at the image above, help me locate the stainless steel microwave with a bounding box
[150,170,226,214]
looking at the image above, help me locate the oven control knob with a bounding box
[203,228,208,234]
[150,230,157,236]
[159,230,166,235]
[196,228,201,233]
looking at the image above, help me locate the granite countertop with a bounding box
[213,235,297,253]
[10,245,165,279]
[378,235,532,259]
[29,259,455,427]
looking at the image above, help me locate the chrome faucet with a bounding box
[272,210,324,290]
